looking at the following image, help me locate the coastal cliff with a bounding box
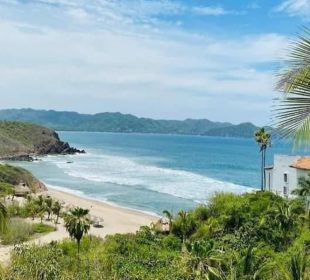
[0,121,85,161]
[0,164,47,192]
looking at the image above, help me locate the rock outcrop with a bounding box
[0,121,85,161]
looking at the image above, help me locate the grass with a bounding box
[0,120,58,156]
[0,218,55,245]
[32,223,55,234]
[1,218,34,245]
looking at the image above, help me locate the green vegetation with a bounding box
[0,218,53,245]
[0,109,273,138]
[0,164,45,193]
[2,190,310,279]
[276,28,310,145]
[0,120,81,159]
[64,207,91,255]
[0,194,59,246]
[255,128,271,191]
[204,122,260,138]
[0,201,7,234]
[1,218,34,245]
[0,121,60,157]
[32,223,55,234]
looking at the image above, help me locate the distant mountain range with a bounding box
[0,109,272,138]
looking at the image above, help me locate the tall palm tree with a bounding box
[255,128,271,191]
[162,210,173,234]
[64,207,90,255]
[44,196,53,221]
[26,200,40,220]
[178,210,192,251]
[276,27,310,146]
[187,240,223,280]
[52,200,62,225]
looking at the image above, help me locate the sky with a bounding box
[0,0,308,125]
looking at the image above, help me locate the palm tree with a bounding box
[52,200,62,225]
[178,210,192,251]
[276,27,310,146]
[36,195,44,207]
[187,240,223,279]
[255,128,271,191]
[64,207,91,255]
[0,202,7,234]
[292,176,310,215]
[34,195,47,222]
[162,210,173,234]
[26,200,40,220]
[272,200,296,246]
[44,196,53,221]
[288,247,308,280]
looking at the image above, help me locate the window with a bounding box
[284,173,288,183]
[283,186,288,196]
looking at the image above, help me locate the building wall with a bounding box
[270,155,300,196]
[265,169,273,192]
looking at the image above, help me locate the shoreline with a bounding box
[0,186,158,265]
[46,184,160,218]
[45,187,158,234]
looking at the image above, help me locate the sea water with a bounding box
[11,132,301,215]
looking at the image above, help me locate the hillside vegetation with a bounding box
[0,109,270,138]
[0,120,83,159]
[2,191,310,279]
[0,164,45,192]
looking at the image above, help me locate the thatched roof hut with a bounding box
[14,182,31,197]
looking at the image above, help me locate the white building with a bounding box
[265,155,310,197]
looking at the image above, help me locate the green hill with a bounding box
[204,122,258,138]
[0,121,83,160]
[0,164,46,192]
[0,109,267,138]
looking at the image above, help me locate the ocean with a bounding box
[11,132,300,215]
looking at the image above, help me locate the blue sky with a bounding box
[0,0,308,125]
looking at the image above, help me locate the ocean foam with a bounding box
[43,152,252,204]
[45,183,160,217]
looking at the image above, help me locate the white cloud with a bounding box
[192,6,234,16]
[0,0,288,124]
[275,0,310,17]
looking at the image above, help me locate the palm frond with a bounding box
[275,27,310,146]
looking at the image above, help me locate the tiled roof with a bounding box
[291,157,310,170]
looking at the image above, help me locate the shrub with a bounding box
[6,202,28,218]
[162,235,181,250]
[5,243,65,280]
[32,223,55,234]
[191,205,209,222]
[1,218,33,245]
[0,182,13,197]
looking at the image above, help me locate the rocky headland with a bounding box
[0,121,85,161]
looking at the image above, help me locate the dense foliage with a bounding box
[3,191,310,280]
[276,27,310,145]
[0,108,270,138]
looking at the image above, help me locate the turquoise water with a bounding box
[11,132,299,215]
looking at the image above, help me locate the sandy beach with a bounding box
[0,188,158,264]
[46,188,158,236]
